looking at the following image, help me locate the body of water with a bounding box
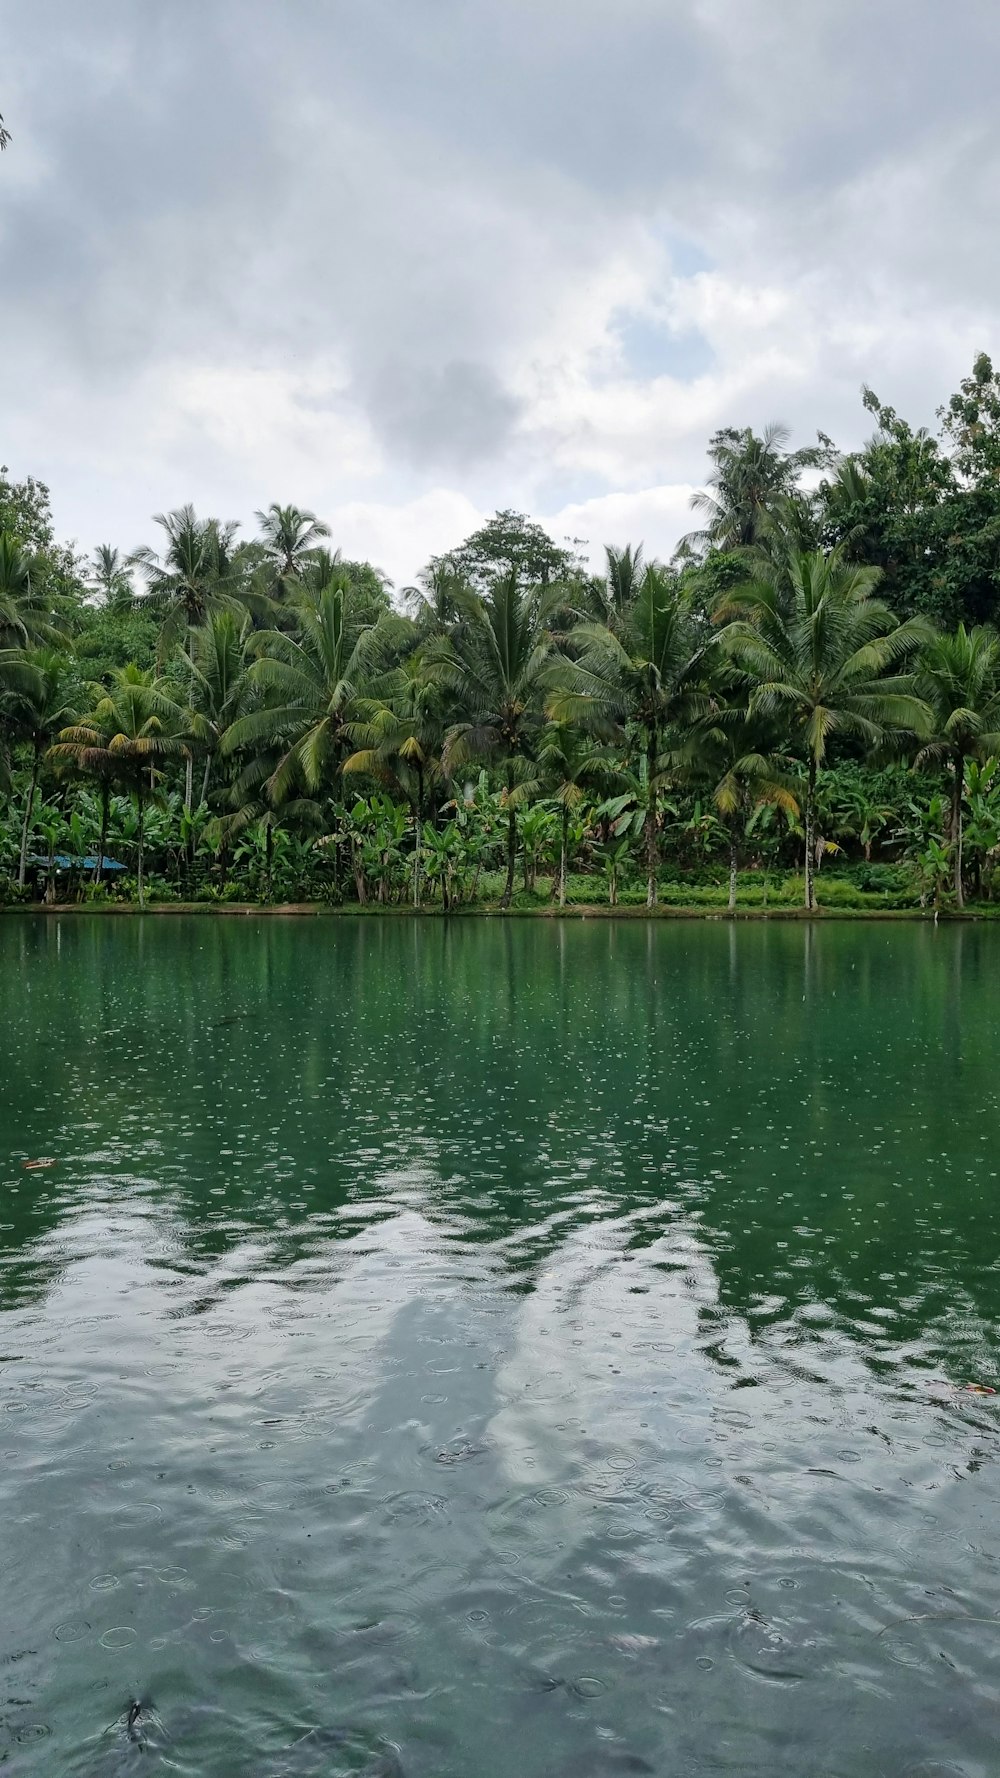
[1,916,999,1776]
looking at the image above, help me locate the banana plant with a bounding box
[961,757,1000,898]
[599,836,632,907]
[517,801,557,894]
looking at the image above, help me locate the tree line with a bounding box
[4,355,1000,913]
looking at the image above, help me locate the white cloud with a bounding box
[324,490,487,589]
[1,0,997,583]
[542,485,698,573]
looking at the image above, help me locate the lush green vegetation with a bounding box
[7,357,1000,915]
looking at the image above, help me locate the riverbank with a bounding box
[2,900,994,920]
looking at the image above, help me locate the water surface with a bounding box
[2,916,1000,1776]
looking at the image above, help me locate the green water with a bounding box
[2,918,1000,1778]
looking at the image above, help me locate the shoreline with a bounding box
[0,901,991,922]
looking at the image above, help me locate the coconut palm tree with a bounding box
[0,533,58,648]
[132,505,245,662]
[222,577,395,805]
[537,721,620,907]
[88,545,133,610]
[343,651,446,905]
[0,534,34,647]
[686,424,823,556]
[8,649,79,886]
[717,549,929,909]
[915,624,1000,907]
[54,666,188,905]
[688,704,799,909]
[550,566,715,906]
[254,504,331,603]
[402,558,467,633]
[441,573,563,907]
[48,691,119,884]
[185,609,256,806]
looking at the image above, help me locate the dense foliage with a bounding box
[6,361,1000,914]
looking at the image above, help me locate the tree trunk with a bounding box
[17,744,40,889]
[265,822,273,901]
[184,751,194,812]
[137,790,146,909]
[804,755,817,912]
[413,768,424,908]
[96,785,110,886]
[728,825,738,911]
[953,750,965,910]
[353,841,367,904]
[200,754,212,806]
[501,803,516,908]
[559,806,568,908]
[645,723,658,908]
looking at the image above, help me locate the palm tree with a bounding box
[717,549,929,909]
[402,558,467,632]
[688,704,799,909]
[343,651,446,905]
[132,505,244,662]
[255,504,331,603]
[686,424,824,556]
[0,533,57,648]
[571,543,649,630]
[48,691,119,884]
[222,577,395,805]
[538,722,619,906]
[88,545,133,609]
[441,573,562,907]
[0,647,42,784]
[54,667,188,905]
[915,624,1000,908]
[550,566,714,906]
[185,609,256,806]
[8,649,79,886]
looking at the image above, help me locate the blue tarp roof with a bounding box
[27,854,127,871]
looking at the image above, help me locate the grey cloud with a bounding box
[1,0,999,577]
[365,358,522,467]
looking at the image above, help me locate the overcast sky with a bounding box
[1,0,997,586]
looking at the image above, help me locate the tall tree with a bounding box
[185,609,256,806]
[402,558,467,632]
[54,667,187,906]
[0,533,62,648]
[222,579,394,805]
[938,352,1000,486]
[88,545,134,610]
[687,425,832,556]
[132,505,245,662]
[8,649,79,886]
[255,503,331,603]
[551,566,714,906]
[717,550,929,909]
[49,690,120,883]
[576,543,648,629]
[443,510,580,593]
[442,573,562,906]
[538,720,619,907]
[688,702,799,909]
[817,371,1000,628]
[343,651,446,906]
[915,624,1000,908]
